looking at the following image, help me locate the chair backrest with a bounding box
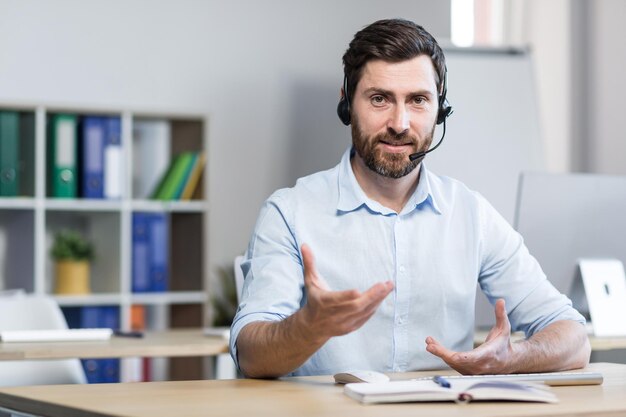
[0,294,87,386]
[233,255,245,303]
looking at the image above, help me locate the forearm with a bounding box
[509,320,591,373]
[236,311,329,378]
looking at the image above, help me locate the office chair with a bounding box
[0,294,87,387]
[214,255,245,379]
[233,255,245,303]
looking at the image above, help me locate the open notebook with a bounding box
[344,379,558,404]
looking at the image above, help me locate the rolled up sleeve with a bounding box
[476,194,585,337]
[229,191,305,369]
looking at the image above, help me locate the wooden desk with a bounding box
[0,329,228,360]
[0,363,625,417]
[474,330,626,352]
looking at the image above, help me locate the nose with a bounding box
[388,105,410,136]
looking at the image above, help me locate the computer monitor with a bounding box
[474,171,626,327]
[515,171,626,295]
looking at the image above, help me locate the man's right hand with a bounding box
[297,244,394,342]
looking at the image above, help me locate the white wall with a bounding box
[517,0,626,175]
[586,0,626,174]
[522,0,573,173]
[0,0,451,311]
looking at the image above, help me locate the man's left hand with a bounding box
[425,299,517,375]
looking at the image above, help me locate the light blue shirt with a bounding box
[230,147,585,376]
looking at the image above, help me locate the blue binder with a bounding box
[81,307,104,383]
[81,116,105,198]
[62,306,116,383]
[148,212,169,292]
[132,212,151,293]
[104,117,122,199]
[98,306,120,383]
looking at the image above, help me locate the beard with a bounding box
[351,116,435,179]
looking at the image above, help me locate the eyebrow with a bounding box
[362,87,436,99]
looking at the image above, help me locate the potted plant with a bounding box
[50,230,95,295]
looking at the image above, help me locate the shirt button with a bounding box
[399,265,405,273]
[396,317,403,325]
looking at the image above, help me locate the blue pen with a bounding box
[433,375,451,388]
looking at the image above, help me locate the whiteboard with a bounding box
[426,48,546,327]
[427,47,545,224]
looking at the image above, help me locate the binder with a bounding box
[125,305,149,382]
[0,111,20,196]
[80,116,105,199]
[150,157,176,199]
[132,212,151,293]
[62,306,120,383]
[133,120,170,199]
[99,305,120,330]
[61,306,82,329]
[173,152,198,199]
[104,116,122,199]
[153,152,194,200]
[148,212,169,292]
[98,306,120,383]
[180,152,206,200]
[82,358,102,384]
[49,114,78,198]
[19,112,35,196]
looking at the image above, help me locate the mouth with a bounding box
[378,140,413,153]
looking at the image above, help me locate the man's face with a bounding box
[350,55,439,179]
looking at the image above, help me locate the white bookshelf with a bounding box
[0,102,210,380]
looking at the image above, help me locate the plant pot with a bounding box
[55,260,91,294]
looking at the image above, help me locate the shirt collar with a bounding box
[336,147,442,215]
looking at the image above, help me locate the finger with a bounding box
[484,300,512,344]
[301,244,330,291]
[424,336,458,363]
[360,281,394,304]
[345,304,381,331]
[317,288,362,304]
[341,286,390,322]
[343,283,395,328]
[318,282,390,330]
[494,299,510,332]
[328,282,390,316]
[323,281,392,313]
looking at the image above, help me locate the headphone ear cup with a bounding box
[436,104,453,125]
[337,97,351,126]
[437,98,452,125]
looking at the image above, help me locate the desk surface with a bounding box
[3,329,621,362]
[0,363,625,417]
[474,330,626,352]
[0,329,228,360]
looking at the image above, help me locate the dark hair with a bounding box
[342,19,446,102]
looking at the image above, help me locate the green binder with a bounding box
[48,114,78,198]
[0,111,20,197]
[153,152,195,200]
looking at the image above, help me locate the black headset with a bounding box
[336,66,453,127]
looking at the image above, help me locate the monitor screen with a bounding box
[515,171,626,293]
[474,171,626,327]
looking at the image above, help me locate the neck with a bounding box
[350,153,420,213]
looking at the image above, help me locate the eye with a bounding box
[412,96,426,105]
[370,95,387,106]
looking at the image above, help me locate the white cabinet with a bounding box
[0,104,210,380]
